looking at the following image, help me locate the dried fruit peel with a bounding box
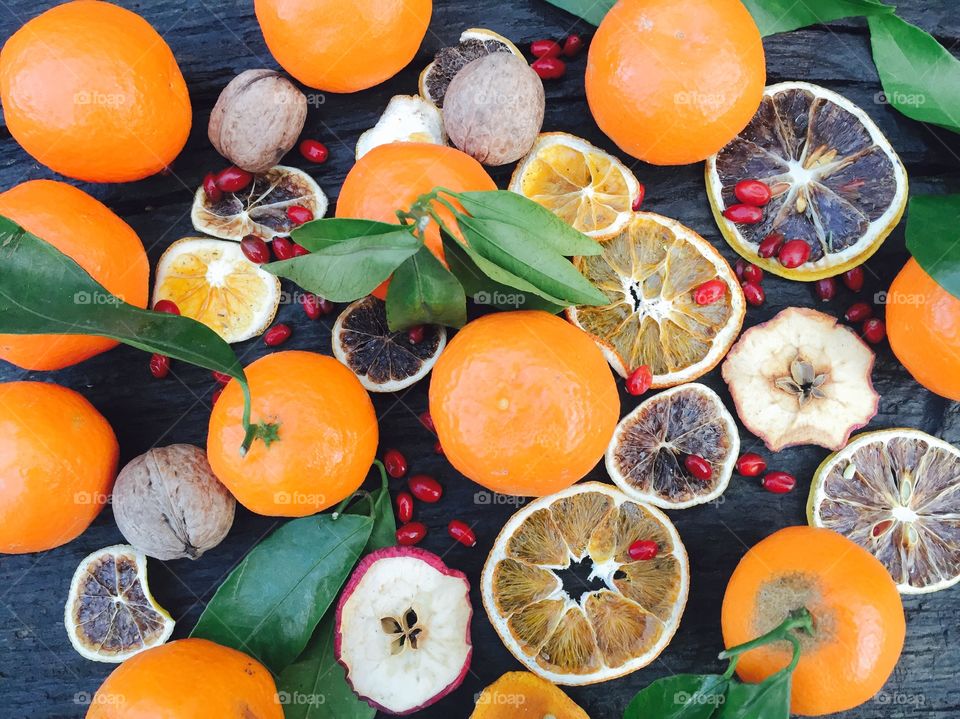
[419,28,523,108]
[469,671,590,718]
[356,95,445,160]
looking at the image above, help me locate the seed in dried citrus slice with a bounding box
[64,544,174,663]
[808,428,960,594]
[706,81,908,280]
[332,296,446,392]
[419,28,522,108]
[152,237,280,343]
[567,212,745,385]
[470,671,589,719]
[191,165,327,241]
[481,482,688,685]
[509,132,641,237]
[606,383,739,509]
[356,94,445,159]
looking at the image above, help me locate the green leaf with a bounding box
[742,0,892,37]
[905,194,960,299]
[385,245,467,331]
[265,230,421,302]
[190,513,373,674]
[540,0,614,26]
[292,218,403,252]
[342,462,397,552]
[869,13,960,134]
[714,671,792,719]
[624,674,728,719]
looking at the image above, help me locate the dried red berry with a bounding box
[722,203,763,224]
[286,205,313,225]
[742,281,765,307]
[212,371,232,385]
[301,293,321,320]
[152,299,180,315]
[383,449,407,478]
[291,243,309,257]
[628,539,659,561]
[149,353,170,379]
[736,452,766,477]
[315,297,335,315]
[778,239,811,268]
[211,386,223,405]
[202,172,222,203]
[395,491,414,524]
[734,258,747,280]
[741,263,763,284]
[419,411,435,433]
[632,183,645,211]
[396,522,427,546]
[448,520,477,547]
[734,179,772,207]
[240,234,270,264]
[530,39,562,58]
[562,33,584,57]
[263,323,292,347]
[434,440,444,455]
[408,474,442,503]
[407,325,426,344]
[757,232,784,258]
[842,266,865,292]
[684,454,712,481]
[844,302,873,323]
[814,277,837,302]
[761,471,796,494]
[214,166,253,193]
[531,56,566,80]
[693,278,727,305]
[271,236,295,260]
[299,138,329,164]
[625,365,653,396]
[862,318,886,344]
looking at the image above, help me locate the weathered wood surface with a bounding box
[1,1,959,717]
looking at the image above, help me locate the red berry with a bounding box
[212,371,232,385]
[741,263,763,284]
[407,325,426,344]
[434,440,444,456]
[395,491,414,524]
[684,454,712,481]
[734,179,772,207]
[301,293,321,320]
[240,234,270,264]
[214,166,253,193]
[408,474,442,503]
[844,302,873,323]
[299,139,329,164]
[530,39,562,58]
[843,266,865,292]
[814,277,837,301]
[263,323,292,347]
[271,236,295,260]
[292,243,310,257]
[742,281,765,307]
[419,411,435,433]
[396,522,427,546]
[722,203,763,224]
[448,520,477,547]
[734,258,747,280]
[149,353,170,379]
[562,33,584,57]
[211,386,223,405]
[778,239,811,268]
[531,56,566,80]
[286,205,313,225]
[202,172,222,203]
[632,183,645,211]
[625,365,653,396]
[628,539,659,561]
[757,232,784,259]
[736,452,766,477]
[152,299,180,315]
[761,471,796,494]
[693,278,727,306]
[862,318,886,344]
[383,449,407,478]
[316,297,335,315]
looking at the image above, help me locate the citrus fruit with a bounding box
[0,1,190,182]
[509,133,641,237]
[706,82,908,280]
[65,545,174,663]
[887,258,960,400]
[419,28,523,107]
[357,94,446,159]
[429,311,619,496]
[481,482,689,685]
[722,526,904,716]
[255,0,431,93]
[207,350,378,517]
[191,166,327,241]
[808,428,960,594]
[85,638,282,719]
[0,179,149,370]
[0,381,118,554]
[470,671,589,718]
[335,142,496,299]
[585,0,765,165]
[567,212,745,384]
[332,296,446,392]
[606,383,739,509]
[152,237,281,344]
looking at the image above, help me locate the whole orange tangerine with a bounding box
[722,526,905,716]
[429,311,620,496]
[207,351,378,517]
[585,0,765,165]
[0,180,149,370]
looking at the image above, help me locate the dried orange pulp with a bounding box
[0,180,149,370]
[336,142,496,299]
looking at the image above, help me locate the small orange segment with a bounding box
[470,671,590,718]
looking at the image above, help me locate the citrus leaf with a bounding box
[905,194,960,299]
[385,245,467,331]
[540,0,614,26]
[292,218,403,252]
[624,674,728,719]
[742,0,892,36]
[714,671,792,719]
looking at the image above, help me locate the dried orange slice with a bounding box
[567,212,745,385]
[64,545,174,663]
[510,133,641,237]
[481,482,688,685]
[419,28,523,108]
[470,671,589,718]
[152,237,280,343]
[356,95,445,159]
[191,165,327,241]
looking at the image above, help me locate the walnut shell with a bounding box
[112,444,235,561]
[442,53,545,166]
[208,69,307,173]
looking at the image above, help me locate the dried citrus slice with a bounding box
[606,383,739,509]
[64,545,174,663]
[356,95,445,159]
[191,165,327,241]
[332,296,446,392]
[419,28,523,108]
[510,132,641,237]
[706,81,908,280]
[809,428,960,594]
[567,212,745,385]
[481,482,688,685]
[152,237,280,343]
[470,671,589,718]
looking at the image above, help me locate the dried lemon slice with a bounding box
[419,28,523,108]
[510,133,641,237]
[809,428,960,594]
[356,95,446,159]
[152,237,280,343]
[481,482,688,685]
[567,212,745,385]
[64,545,174,663]
[191,165,327,241]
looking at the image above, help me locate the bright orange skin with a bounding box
[0,0,191,182]
[336,142,497,299]
[429,312,619,496]
[0,180,149,370]
[722,526,905,716]
[888,258,960,400]
[207,351,378,517]
[0,382,118,554]
[585,0,765,165]
[86,639,282,719]
[255,0,432,92]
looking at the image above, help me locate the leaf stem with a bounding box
[719,607,814,677]
[331,461,388,520]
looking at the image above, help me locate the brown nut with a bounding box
[112,444,235,561]
[208,69,307,173]
[442,53,545,166]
